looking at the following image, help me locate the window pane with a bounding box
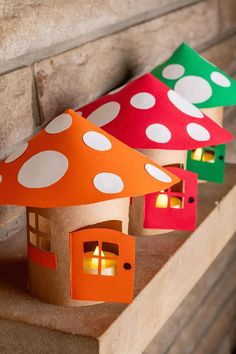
[83,257,99,275]
[202,149,215,163]
[171,180,184,193]
[101,258,118,276]
[83,241,99,253]
[170,196,183,209]
[155,194,168,208]
[191,148,203,161]
[29,212,36,228]
[38,215,51,234]
[39,237,51,251]
[102,242,119,256]
[29,231,37,246]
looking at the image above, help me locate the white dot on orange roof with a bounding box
[162,64,185,80]
[210,72,231,88]
[18,151,68,188]
[146,123,171,143]
[5,143,29,163]
[87,102,120,127]
[93,172,124,194]
[174,76,212,104]
[130,92,156,109]
[83,131,112,151]
[145,164,172,183]
[186,123,210,142]
[45,113,72,134]
[167,90,204,118]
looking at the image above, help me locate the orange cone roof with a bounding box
[0,110,179,207]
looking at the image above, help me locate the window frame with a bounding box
[27,211,52,252]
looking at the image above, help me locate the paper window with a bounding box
[83,241,119,276]
[28,211,52,252]
[155,180,184,210]
[191,146,215,163]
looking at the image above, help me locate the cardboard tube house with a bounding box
[151,42,236,183]
[77,73,232,236]
[0,109,179,306]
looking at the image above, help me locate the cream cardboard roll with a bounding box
[0,109,179,306]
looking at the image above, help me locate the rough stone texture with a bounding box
[144,234,236,354]
[0,0,201,73]
[0,67,36,158]
[0,67,36,241]
[35,0,219,124]
[202,34,236,74]
[219,0,236,33]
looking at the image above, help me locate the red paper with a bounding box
[28,243,57,269]
[143,166,197,230]
[77,73,233,150]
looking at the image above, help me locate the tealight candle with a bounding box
[191,148,202,161]
[83,246,117,276]
[155,193,182,208]
[202,151,215,163]
[170,196,182,208]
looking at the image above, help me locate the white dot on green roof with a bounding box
[210,72,231,88]
[162,64,185,80]
[174,75,212,104]
[167,90,204,118]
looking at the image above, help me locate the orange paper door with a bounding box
[70,228,135,303]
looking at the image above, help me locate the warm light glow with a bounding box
[155,193,168,208]
[202,151,215,163]
[170,196,182,208]
[84,246,117,276]
[192,148,202,161]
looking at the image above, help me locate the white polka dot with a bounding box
[5,143,29,163]
[45,113,72,134]
[145,164,172,183]
[167,90,204,118]
[87,102,120,127]
[18,151,68,188]
[174,75,212,104]
[93,172,124,194]
[83,131,112,151]
[108,84,126,95]
[162,64,185,80]
[76,111,83,116]
[146,124,171,143]
[186,123,210,142]
[210,72,231,87]
[130,92,156,109]
[0,175,2,183]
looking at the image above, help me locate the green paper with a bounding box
[151,43,236,108]
[186,144,226,183]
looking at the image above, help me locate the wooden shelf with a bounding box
[0,164,236,354]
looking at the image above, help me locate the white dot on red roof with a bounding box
[18,151,68,188]
[5,143,29,163]
[145,164,172,183]
[77,111,83,115]
[93,172,124,194]
[87,102,120,127]
[210,72,231,87]
[0,175,2,183]
[167,90,204,118]
[146,124,171,143]
[174,75,212,104]
[186,123,210,141]
[108,84,126,95]
[45,113,72,134]
[83,131,112,151]
[130,92,156,109]
[162,64,185,80]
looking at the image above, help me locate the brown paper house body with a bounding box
[0,109,179,305]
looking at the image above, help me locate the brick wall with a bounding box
[0,0,236,240]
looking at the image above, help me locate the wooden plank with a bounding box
[0,164,235,354]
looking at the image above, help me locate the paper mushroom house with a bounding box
[76,73,232,236]
[151,42,236,183]
[0,109,179,306]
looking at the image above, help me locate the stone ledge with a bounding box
[0,164,235,354]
